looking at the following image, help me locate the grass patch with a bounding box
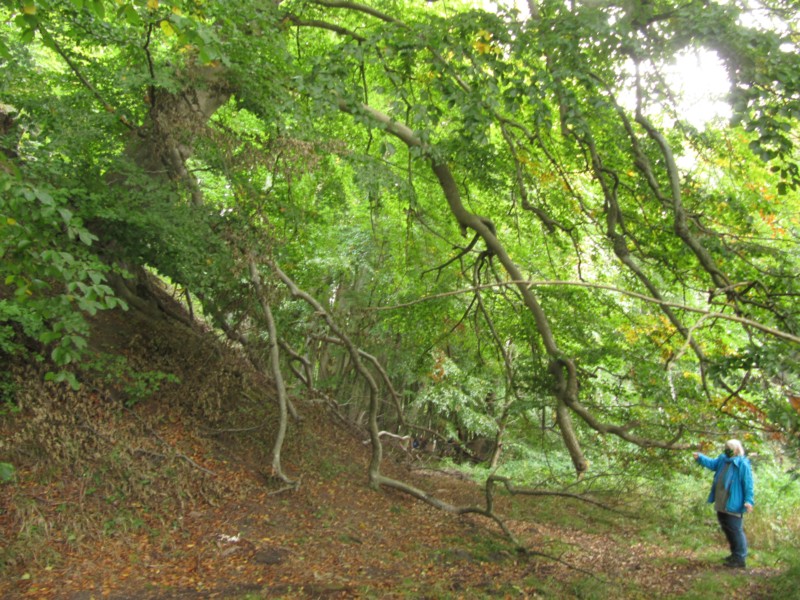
[674,570,750,600]
[317,456,349,479]
[764,562,800,599]
[569,576,635,600]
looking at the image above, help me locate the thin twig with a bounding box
[368,279,800,345]
[37,25,134,129]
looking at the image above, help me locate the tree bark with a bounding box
[248,259,296,485]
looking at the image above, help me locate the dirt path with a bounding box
[4,437,781,600]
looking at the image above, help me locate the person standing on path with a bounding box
[694,439,755,569]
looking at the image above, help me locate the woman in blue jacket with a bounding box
[694,439,755,568]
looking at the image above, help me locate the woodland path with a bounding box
[3,413,781,600]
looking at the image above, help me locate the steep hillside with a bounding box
[0,283,787,599]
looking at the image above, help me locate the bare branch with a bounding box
[284,13,365,41]
[279,339,314,388]
[633,97,731,293]
[310,0,400,24]
[37,24,134,130]
[487,476,628,515]
[313,334,405,421]
[270,260,385,486]
[369,279,800,345]
[248,258,298,487]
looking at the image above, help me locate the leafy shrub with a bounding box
[82,353,180,407]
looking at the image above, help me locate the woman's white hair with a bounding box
[725,439,746,456]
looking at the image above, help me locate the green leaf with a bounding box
[0,462,15,483]
[77,228,98,245]
[160,20,175,36]
[67,334,88,351]
[0,38,11,60]
[51,345,73,365]
[89,0,105,19]
[44,371,80,390]
[20,27,35,44]
[35,189,54,206]
[121,4,142,26]
[58,207,73,224]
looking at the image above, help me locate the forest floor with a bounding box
[0,286,791,599]
[1,405,786,600]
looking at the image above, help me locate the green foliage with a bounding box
[763,554,800,599]
[412,354,499,438]
[0,461,15,483]
[0,169,125,388]
[82,353,179,407]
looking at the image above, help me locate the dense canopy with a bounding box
[1,0,799,493]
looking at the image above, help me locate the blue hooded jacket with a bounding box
[696,453,755,514]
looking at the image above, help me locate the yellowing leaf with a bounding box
[22,3,36,15]
[474,41,491,54]
[172,6,182,15]
[6,217,16,225]
[147,0,159,9]
[160,20,175,36]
